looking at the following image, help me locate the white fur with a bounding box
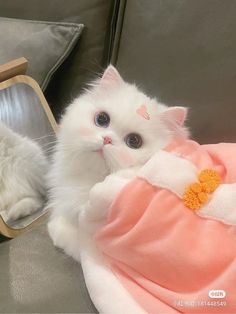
[47,65,188,260]
[77,170,131,236]
[79,229,146,314]
[0,122,48,220]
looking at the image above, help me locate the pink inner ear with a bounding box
[163,107,187,126]
[101,65,123,84]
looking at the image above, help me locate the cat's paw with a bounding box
[48,216,81,262]
[115,167,138,179]
[88,174,129,222]
[48,216,66,247]
[79,202,105,235]
[8,197,43,221]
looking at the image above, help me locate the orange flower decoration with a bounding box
[183,169,221,210]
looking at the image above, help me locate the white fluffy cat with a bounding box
[48,65,188,261]
[0,121,48,221]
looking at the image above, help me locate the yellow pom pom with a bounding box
[197,191,208,203]
[201,180,219,193]
[183,169,220,210]
[183,188,202,210]
[189,182,202,193]
[199,169,221,185]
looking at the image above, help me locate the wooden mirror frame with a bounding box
[0,58,58,238]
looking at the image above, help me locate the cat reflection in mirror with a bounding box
[0,122,48,221]
[48,65,188,261]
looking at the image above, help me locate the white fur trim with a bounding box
[48,216,81,262]
[80,234,146,314]
[198,183,236,225]
[138,150,198,196]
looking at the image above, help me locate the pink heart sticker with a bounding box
[136,104,150,120]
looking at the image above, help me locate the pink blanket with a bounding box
[82,140,236,313]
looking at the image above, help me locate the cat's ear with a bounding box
[160,106,189,138]
[101,65,123,85]
[90,65,124,95]
[161,106,188,126]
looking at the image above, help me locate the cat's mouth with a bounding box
[93,147,104,155]
[92,140,113,153]
[92,144,113,160]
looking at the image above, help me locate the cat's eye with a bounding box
[94,111,110,128]
[125,133,143,149]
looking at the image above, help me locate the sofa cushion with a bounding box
[0,0,120,118]
[0,17,83,90]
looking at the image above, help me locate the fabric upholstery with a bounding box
[0,0,119,118]
[116,0,236,144]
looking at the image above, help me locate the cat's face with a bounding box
[60,66,188,172]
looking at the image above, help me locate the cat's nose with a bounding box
[103,136,112,145]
